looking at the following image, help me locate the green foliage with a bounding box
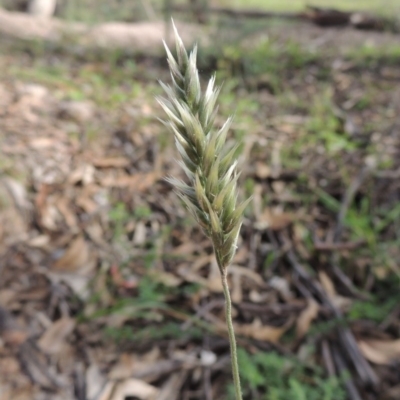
[216,39,317,91]
[263,251,277,270]
[346,44,400,67]
[313,188,375,244]
[349,299,394,322]
[314,185,400,277]
[226,349,346,400]
[61,0,153,23]
[134,204,152,219]
[307,318,347,337]
[353,94,372,111]
[10,62,73,88]
[218,0,395,12]
[348,291,400,322]
[109,202,130,240]
[137,275,165,302]
[10,52,146,111]
[218,81,260,144]
[307,90,356,154]
[244,178,255,199]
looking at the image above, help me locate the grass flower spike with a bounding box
[158,22,250,400]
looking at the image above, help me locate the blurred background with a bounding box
[1,0,400,21]
[0,1,400,400]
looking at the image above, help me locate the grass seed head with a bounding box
[159,21,249,272]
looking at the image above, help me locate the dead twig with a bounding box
[321,340,335,377]
[18,340,64,389]
[280,234,378,389]
[334,166,370,242]
[329,166,371,299]
[332,344,363,400]
[314,239,365,251]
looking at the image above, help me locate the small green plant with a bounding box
[307,90,356,155]
[227,348,345,400]
[158,22,251,400]
[349,296,400,323]
[346,44,400,67]
[215,38,317,91]
[109,202,130,240]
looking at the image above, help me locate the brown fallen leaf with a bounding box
[0,357,20,377]
[27,234,50,248]
[177,265,209,288]
[108,354,136,381]
[35,183,50,216]
[110,378,159,400]
[92,157,131,168]
[52,236,90,272]
[87,364,107,400]
[110,265,139,290]
[56,196,78,229]
[3,177,32,220]
[96,381,114,400]
[57,100,95,123]
[318,271,336,298]
[170,242,201,256]
[16,286,49,301]
[0,179,30,240]
[38,317,76,355]
[2,329,27,347]
[0,306,27,346]
[207,258,223,292]
[358,339,400,365]
[101,172,157,191]
[229,265,264,303]
[158,371,188,400]
[269,276,294,301]
[255,207,295,231]
[148,270,183,287]
[235,318,292,343]
[255,162,271,179]
[383,384,400,400]
[68,163,96,185]
[29,137,56,149]
[39,201,61,231]
[231,272,242,303]
[76,193,99,214]
[0,288,15,306]
[296,299,319,339]
[319,271,352,310]
[230,265,264,285]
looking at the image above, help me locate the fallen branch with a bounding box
[313,239,365,251]
[331,344,364,400]
[169,4,398,32]
[169,4,300,20]
[330,166,371,298]
[0,8,202,56]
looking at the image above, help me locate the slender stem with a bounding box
[221,269,242,400]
